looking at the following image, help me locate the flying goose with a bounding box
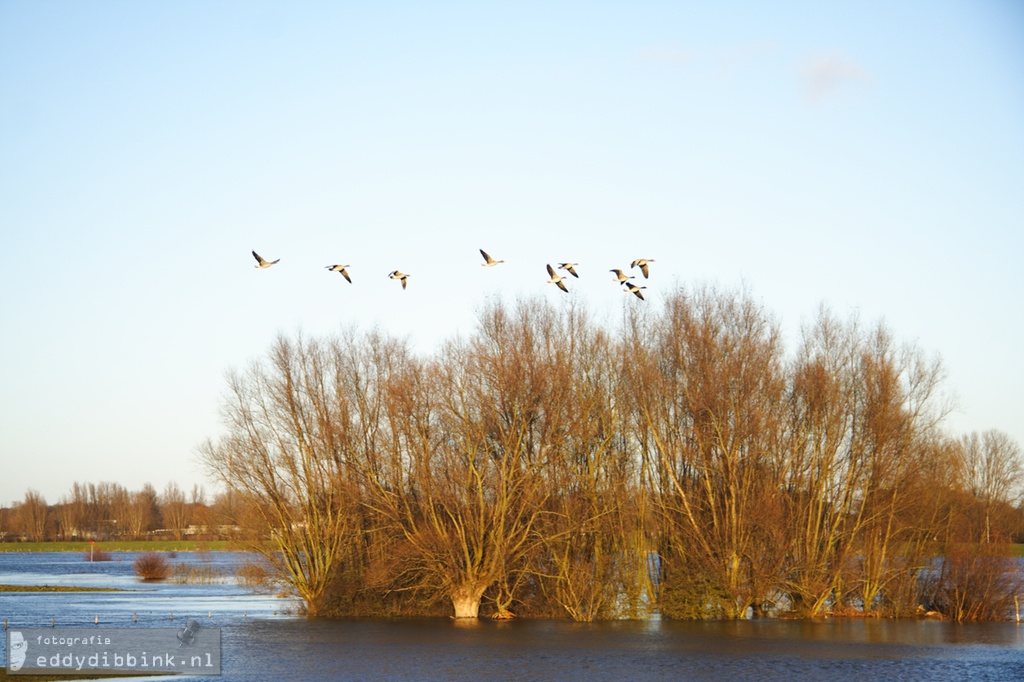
[624,281,647,300]
[325,264,352,283]
[557,262,579,278]
[610,269,634,283]
[389,270,410,290]
[546,264,569,293]
[479,249,505,266]
[630,258,655,279]
[252,251,280,268]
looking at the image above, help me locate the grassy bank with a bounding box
[0,541,242,553]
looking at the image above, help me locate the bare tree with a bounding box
[16,490,49,541]
[363,299,571,618]
[88,482,123,538]
[129,483,160,538]
[630,286,787,618]
[200,332,367,615]
[531,304,650,620]
[118,487,152,539]
[781,308,866,615]
[955,430,1024,543]
[782,310,949,616]
[925,468,1024,622]
[109,484,134,539]
[67,482,92,537]
[55,491,86,540]
[850,324,948,615]
[160,482,190,540]
[188,484,213,536]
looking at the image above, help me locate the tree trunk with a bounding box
[451,584,486,618]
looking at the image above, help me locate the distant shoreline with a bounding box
[0,584,127,592]
[4,541,1024,556]
[0,541,244,553]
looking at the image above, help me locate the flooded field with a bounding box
[0,550,293,627]
[3,552,1024,681]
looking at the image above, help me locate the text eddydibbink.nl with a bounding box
[7,625,221,675]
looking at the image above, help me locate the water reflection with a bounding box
[3,552,1024,681]
[211,617,1024,681]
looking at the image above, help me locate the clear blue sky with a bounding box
[1,1,1022,506]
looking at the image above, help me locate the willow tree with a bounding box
[851,325,947,615]
[632,286,787,619]
[530,302,649,621]
[362,298,570,618]
[783,310,877,615]
[200,333,367,615]
[783,310,949,616]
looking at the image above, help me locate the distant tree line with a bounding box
[0,481,240,542]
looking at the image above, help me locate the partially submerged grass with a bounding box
[235,558,274,589]
[172,562,225,584]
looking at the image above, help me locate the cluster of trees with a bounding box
[0,482,229,542]
[193,286,1022,621]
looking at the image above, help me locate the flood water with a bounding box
[3,552,1024,681]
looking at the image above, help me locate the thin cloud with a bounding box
[803,50,870,102]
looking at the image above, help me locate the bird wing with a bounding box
[480,249,492,263]
[252,251,264,264]
[341,268,352,283]
[546,264,556,277]
[640,263,649,278]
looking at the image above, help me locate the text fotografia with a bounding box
[7,626,221,675]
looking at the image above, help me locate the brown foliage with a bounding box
[195,286,1021,622]
[134,552,171,581]
[925,541,1022,622]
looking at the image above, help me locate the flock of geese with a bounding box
[251,249,656,300]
